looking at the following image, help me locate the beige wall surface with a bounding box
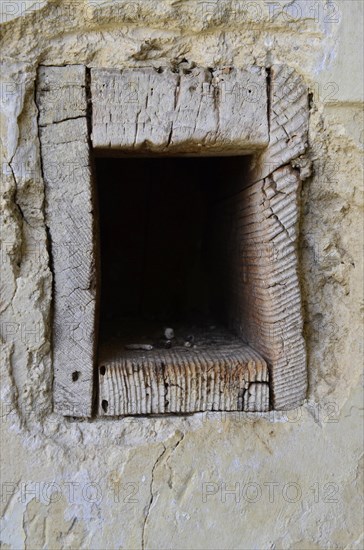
[0,1,363,548]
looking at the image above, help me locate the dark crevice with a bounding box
[265,67,271,138]
[34,66,56,413]
[86,65,100,419]
[7,160,30,227]
[38,115,86,127]
[308,91,314,111]
[166,124,173,148]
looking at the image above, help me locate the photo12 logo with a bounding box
[1,479,141,505]
[202,480,340,504]
[198,1,341,25]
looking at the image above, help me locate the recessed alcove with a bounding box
[95,155,270,415]
[96,156,253,349]
[36,64,308,417]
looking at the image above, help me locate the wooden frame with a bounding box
[36,64,309,417]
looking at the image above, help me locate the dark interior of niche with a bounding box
[95,155,252,357]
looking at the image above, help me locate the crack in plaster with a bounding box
[141,443,168,550]
[141,432,185,550]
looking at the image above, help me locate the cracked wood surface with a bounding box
[99,344,269,416]
[37,65,97,416]
[90,67,269,153]
[201,159,307,409]
[245,65,309,408]
[236,165,307,409]
[252,64,309,181]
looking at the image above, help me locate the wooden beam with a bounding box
[37,65,97,417]
[91,67,269,154]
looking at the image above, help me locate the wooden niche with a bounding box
[37,64,309,417]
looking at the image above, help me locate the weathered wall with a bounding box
[0,1,363,548]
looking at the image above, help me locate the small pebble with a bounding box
[184,341,192,348]
[164,327,174,340]
[125,344,153,351]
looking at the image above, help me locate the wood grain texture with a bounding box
[99,345,269,416]
[37,65,97,417]
[252,64,309,181]
[37,65,87,125]
[90,67,269,153]
[204,155,307,409]
[235,165,307,409]
[246,64,309,408]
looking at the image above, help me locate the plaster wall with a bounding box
[0,1,363,548]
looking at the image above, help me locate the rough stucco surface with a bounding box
[0,1,363,548]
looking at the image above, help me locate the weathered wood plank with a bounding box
[234,165,307,409]
[98,345,269,416]
[37,65,87,125]
[37,65,97,417]
[247,64,309,408]
[90,67,269,153]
